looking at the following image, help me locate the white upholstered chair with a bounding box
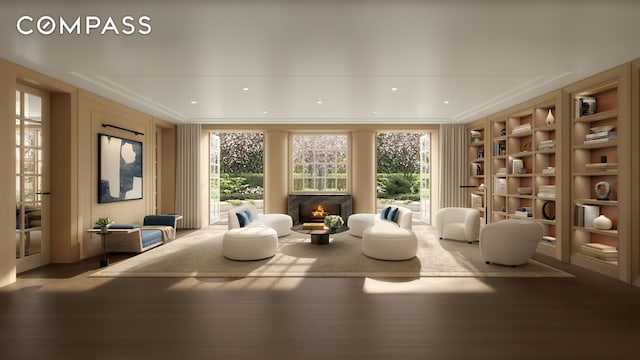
[479,219,543,266]
[435,207,480,243]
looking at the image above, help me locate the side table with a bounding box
[87,228,137,267]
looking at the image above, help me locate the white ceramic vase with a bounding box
[545,109,555,125]
[593,215,613,230]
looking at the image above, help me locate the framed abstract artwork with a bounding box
[98,133,143,203]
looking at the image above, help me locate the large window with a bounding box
[291,134,349,193]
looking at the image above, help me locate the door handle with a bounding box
[37,192,51,195]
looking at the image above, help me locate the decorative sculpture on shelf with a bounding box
[594,181,611,200]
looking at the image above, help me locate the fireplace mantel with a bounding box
[288,194,352,225]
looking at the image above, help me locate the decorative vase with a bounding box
[100,226,109,235]
[329,227,337,234]
[545,109,555,125]
[593,215,613,230]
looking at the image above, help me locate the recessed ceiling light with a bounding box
[262,111,269,114]
[391,87,398,91]
[373,110,379,115]
[316,100,324,104]
[242,87,250,91]
[190,100,198,104]
[443,100,450,104]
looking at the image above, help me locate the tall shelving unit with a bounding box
[487,91,565,260]
[565,64,631,281]
[629,59,640,286]
[466,118,487,224]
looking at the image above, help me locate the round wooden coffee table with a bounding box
[292,225,348,245]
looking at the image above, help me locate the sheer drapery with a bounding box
[176,124,203,228]
[439,124,467,208]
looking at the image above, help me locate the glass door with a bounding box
[419,134,431,224]
[209,133,221,224]
[16,85,50,272]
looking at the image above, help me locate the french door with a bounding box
[16,85,50,272]
[419,134,431,224]
[209,133,221,224]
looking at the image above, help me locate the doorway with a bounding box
[15,85,50,272]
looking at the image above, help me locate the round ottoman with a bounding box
[347,213,376,237]
[260,214,293,237]
[223,227,278,260]
[362,226,418,261]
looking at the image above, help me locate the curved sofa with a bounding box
[227,205,292,237]
[354,206,417,261]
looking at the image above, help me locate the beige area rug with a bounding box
[92,225,573,278]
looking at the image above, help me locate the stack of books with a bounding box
[540,236,556,245]
[515,207,533,217]
[584,131,617,144]
[470,194,483,209]
[496,167,508,176]
[580,243,618,261]
[538,185,556,198]
[512,123,532,134]
[538,139,556,150]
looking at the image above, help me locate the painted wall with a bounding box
[0,58,176,287]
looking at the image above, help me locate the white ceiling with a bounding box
[2,0,640,124]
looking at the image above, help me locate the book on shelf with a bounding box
[470,163,482,176]
[575,204,600,227]
[493,140,506,156]
[575,96,597,118]
[510,159,524,175]
[584,131,617,144]
[540,236,556,245]
[537,185,556,198]
[580,243,618,261]
[585,162,618,170]
[470,193,483,209]
[537,140,556,150]
[585,131,616,140]
[470,130,482,143]
[493,177,506,195]
[512,123,532,134]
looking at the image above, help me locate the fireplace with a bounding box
[288,194,352,226]
[299,203,341,224]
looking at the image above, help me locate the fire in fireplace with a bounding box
[299,203,341,224]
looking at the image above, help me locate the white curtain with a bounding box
[439,124,467,208]
[176,124,203,229]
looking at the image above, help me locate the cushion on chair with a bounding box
[236,211,250,227]
[380,206,392,219]
[388,207,399,223]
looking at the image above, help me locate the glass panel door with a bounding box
[16,85,50,272]
[209,133,221,224]
[419,134,431,224]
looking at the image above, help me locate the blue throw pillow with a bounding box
[243,209,253,222]
[388,207,399,223]
[380,206,391,219]
[236,211,249,228]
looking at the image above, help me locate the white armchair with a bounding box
[435,207,480,243]
[480,219,543,266]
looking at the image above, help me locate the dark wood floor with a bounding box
[2,251,640,360]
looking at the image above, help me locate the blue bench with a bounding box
[101,215,180,253]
